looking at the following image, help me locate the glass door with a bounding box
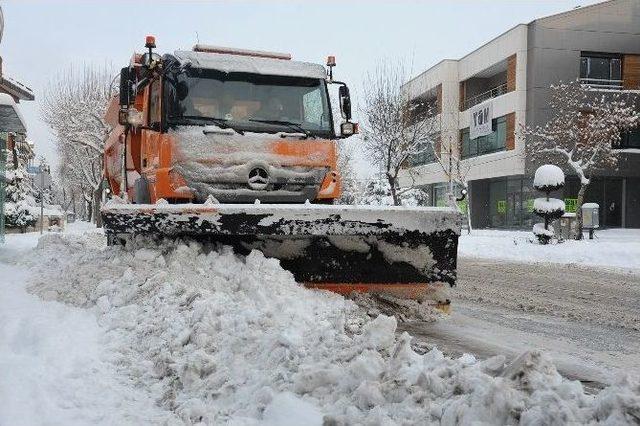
[604,178,623,228]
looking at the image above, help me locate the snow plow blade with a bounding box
[102,203,463,304]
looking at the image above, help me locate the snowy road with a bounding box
[401,258,640,391]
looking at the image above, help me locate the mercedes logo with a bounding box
[248,167,269,190]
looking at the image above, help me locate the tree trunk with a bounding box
[86,198,93,223]
[574,183,588,240]
[387,175,401,206]
[93,185,103,228]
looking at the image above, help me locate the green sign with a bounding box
[497,200,506,214]
[565,198,577,213]
[526,198,535,213]
[457,200,468,213]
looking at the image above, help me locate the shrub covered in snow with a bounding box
[533,165,565,244]
[4,167,37,231]
[533,164,565,192]
[23,232,640,424]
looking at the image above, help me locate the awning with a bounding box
[0,93,26,133]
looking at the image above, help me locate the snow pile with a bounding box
[533,164,565,189]
[459,229,640,271]
[533,197,565,214]
[24,233,640,424]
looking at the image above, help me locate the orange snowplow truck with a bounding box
[102,37,462,307]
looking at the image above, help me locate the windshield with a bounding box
[166,69,334,137]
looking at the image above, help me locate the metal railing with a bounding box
[579,77,623,90]
[462,82,508,110]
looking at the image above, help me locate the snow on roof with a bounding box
[0,75,35,101]
[0,93,26,133]
[173,50,327,80]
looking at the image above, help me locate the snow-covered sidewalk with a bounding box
[1,223,640,424]
[459,228,640,272]
[0,227,165,425]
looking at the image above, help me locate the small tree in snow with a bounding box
[523,80,640,239]
[360,62,438,205]
[4,164,37,232]
[532,165,565,244]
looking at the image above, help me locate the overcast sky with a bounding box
[1,0,601,174]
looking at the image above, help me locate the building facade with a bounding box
[402,0,640,229]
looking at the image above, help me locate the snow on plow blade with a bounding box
[102,203,463,303]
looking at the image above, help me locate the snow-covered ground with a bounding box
[459,228,640,272]
[1,223,640,424]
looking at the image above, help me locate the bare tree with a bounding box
[41,65,116,226]
[360,62,438,205]
[428,134,472,232]
[523,80,640,239]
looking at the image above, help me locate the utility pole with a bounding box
[38,162,50,234]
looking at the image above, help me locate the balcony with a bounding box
[579,77,623,90]
[463,82,508,110]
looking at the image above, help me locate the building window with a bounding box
[460,116,507,159]
[407,133,439,166]
[580,53,622,87]
[620,129,640,149]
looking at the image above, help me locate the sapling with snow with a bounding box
[533,164,565,244]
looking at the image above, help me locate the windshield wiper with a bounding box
[178,115,244,135]
[248,119,313,138]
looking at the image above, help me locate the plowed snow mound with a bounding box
[27,233,640,425]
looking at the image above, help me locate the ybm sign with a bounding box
[469,102,493,140]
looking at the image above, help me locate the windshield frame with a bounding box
[164,68,336,138]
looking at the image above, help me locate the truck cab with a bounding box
[104,40,356,205]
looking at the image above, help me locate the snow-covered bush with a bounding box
[532,165,565,244]
[4,166,37,231]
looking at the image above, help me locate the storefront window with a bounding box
[489,179,507,228]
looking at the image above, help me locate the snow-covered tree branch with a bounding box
[522,80,640,239]
[360,62,438,205]
[41,65,117,225]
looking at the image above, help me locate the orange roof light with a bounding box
[326,55,336,67]
[145,35,156,49]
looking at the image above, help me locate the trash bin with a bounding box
[554,212,577,240]
[582,202,599,239]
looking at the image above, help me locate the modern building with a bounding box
[402,0,640,229]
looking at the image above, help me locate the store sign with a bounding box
[469,101,493,140]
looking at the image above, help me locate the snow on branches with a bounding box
[360,62,438,205]
[523,80,640,239]
[41,65,117,224]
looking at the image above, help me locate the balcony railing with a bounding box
[579,77,623,90]
[462,82,508,110]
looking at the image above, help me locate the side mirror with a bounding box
[338,85,352,121]
[340,122,358,137]
[119,67,133,108]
